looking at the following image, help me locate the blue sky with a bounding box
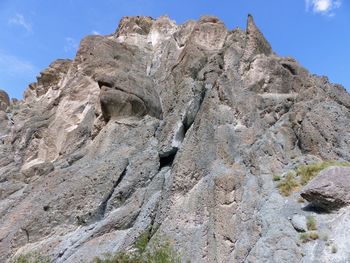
[0,0,349,99]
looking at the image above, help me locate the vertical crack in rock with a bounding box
[182,87,207,137]
[98,162,129,219]
[78,161,130,225]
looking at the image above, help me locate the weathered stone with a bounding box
[301,166,350,210]
[290,214,307,232]
[24,59,71,100]
[0,89,10,111]
[0,14,349,263]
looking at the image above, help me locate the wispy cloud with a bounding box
[8,13,32,32]
[91,30,100,35]
[0,50,37,77]
[306,0,342,16]
[64,37,79,52]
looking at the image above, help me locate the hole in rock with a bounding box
[97,80,113,89]
[159,149,177,170]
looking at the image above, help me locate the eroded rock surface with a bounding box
[0,89,10,111]
[301,166,350,210]
[0,15,349,263]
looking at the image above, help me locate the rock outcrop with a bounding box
[0,15,350,263]
[0,89,10,111]
[301,166,350,210]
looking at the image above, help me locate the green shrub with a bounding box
[278,172,299,196]
[93,231,182,263]
[10,252,51,263]
[273,175,281,181]
[306,216,317,231]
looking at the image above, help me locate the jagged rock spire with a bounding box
[244,14,272,62]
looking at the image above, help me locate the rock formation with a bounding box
[301,166,350,210]
[0,89,10,111]
[0,15,350,262]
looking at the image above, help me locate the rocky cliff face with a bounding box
[1,15,350,263]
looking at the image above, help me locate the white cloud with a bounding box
[64,37,79,52]
[314,0,332,12]
[305,0,342,16]
[92,30,100,35]
[0,50,37,77]
[8,13,32,32]
[306,0,342,16]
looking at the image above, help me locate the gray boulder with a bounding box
[301,166,350,210]
[290,214,307,232]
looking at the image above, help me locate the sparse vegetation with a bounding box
[10,252,51,263]
[309,231,319,240]
[93,230,182,263]
[277,172,299,196]
[9,232,183,263]
[306,216,317,231]
[273,175,281,181]
[299,231,319,243]
[297,161,350,186]
[276,161,350,196]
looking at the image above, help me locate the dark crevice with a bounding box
[97,81,113,89]
[98,163,129,218]
[159,148,177,170]
[78,162,129,225]
[182,88,207,137]
[281,63,297,75]
[301,203,331,214]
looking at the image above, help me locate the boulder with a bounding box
[290,214,307,232]
[301,166,350,210]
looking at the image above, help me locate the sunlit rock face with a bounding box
[0,89,10,111]
[0,15,350,263]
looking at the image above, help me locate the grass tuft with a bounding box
[306,216,317,231]
[93,230,182,263]
[277,172,299,196]
[10,252,51,263]
[276,161,350,196]
[299,232,319,243]
[297,161,350,186]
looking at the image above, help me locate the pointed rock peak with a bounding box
[115,16,155,37]
[247,14,254,26]
[246,14,259,34]
[244,14,272,59]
